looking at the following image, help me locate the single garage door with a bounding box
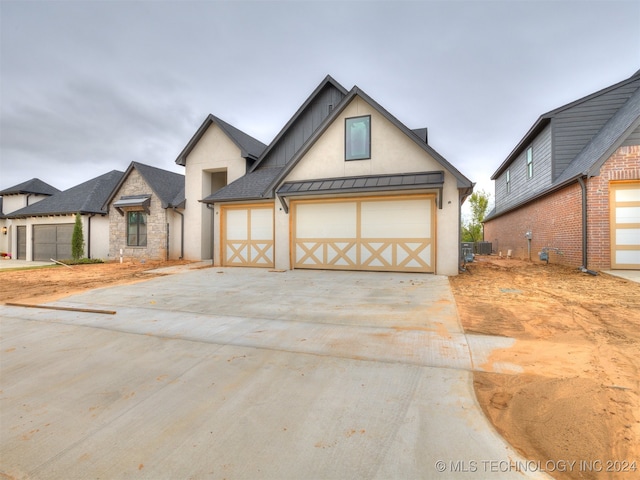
[292,195,435,273]
[610,182,640,269]
[33,224,74,261]
[222,205,274,268]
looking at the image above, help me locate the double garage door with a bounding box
[610,182,640,269]
[292,195,435,273]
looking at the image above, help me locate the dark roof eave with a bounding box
[7,210,106,219]
[200,194,273,205]
[278,183,444,198]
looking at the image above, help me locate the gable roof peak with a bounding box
[175,114,267,166]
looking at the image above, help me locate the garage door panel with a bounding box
[361,199,431,238]
[293,196,435,273]
[611,182,640,270]
[296,202,357,238]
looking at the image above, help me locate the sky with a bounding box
[1,0,639,203]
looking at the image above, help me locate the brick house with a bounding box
[105,162,185,261]
[484,69,640,270]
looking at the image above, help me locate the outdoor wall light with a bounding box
[1,227,7,235]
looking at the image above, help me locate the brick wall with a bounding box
[108,169,168,261]
[484,145,640,270]
[586,145,640,269]
[484,183,583,266]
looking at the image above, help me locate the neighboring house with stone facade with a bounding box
[1,172,122,261]
[105,162,185,261]
[484,69,640,270]
[176,75,474,275]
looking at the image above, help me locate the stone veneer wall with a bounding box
[108,169,168,261]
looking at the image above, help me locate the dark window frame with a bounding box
[345,115,371,161]
[127,211,147,247]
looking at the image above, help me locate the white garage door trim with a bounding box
[292,195,435,273]
[221,204,274,268]
[610,181,640,269]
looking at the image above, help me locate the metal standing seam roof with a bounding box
[276,172,445,196]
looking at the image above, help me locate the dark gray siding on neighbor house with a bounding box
[552,78,640,179]
[622,123,640,146]
[495,124,552,213]
[260,85,346,169]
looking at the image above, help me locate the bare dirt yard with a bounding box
[450,256,640,480]
[1,258,638,479]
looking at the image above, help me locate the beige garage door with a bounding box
[610,182,640,269]
[292,195,435,273]
[222,205,274,268]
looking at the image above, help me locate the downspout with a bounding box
[577,176,588,268]
[206,203,215,263]
[87,214,95,258]
[172,207,184,260]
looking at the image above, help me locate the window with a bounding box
[526,146,533,178]
[345,115,371,160]
[127,211,147,246]
[506,169,511,194]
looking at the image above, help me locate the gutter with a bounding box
[577,177,588,268]
[87,214,95,258]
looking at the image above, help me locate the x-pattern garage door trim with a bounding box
[222,205,274,268]
[292,195,435,273]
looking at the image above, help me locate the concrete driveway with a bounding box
[1,268,548,479]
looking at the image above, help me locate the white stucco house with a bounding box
[176,75,474,275]
[0,173,122,261]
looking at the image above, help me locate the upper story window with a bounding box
[345,115,371,161]
[526,146,533,179]
[506,169,511,194]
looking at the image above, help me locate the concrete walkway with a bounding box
[0,259,55,269]
[1,268,549,479]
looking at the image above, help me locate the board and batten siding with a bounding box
[259,84,346,169]
[494,124,552,214]
[552,78,640,179]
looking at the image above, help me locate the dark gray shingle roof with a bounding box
[555,87,640,184]
[6,170,124,218]
[132,162,185,208]
[175,114,267,166]
[202,168,284,203]
[0,178,60,196]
